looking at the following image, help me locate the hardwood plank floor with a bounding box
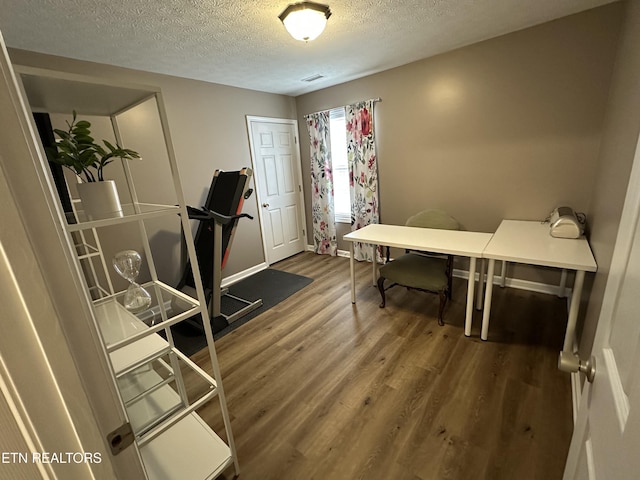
[191,252,573,480]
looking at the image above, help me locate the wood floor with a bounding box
[191,252,573,480]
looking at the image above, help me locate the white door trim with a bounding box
[245,115,307,266]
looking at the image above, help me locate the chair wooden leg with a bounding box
[437,291,447,326]
[377,276,386,308]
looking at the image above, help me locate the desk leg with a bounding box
[558,269,568,298]
[372,244,377,286]
[476,258,486,310]
[563,270,585,352]
[500,261,507,287]
[481,259,496,341]
[465,257,477,337]
[350,242,356,304]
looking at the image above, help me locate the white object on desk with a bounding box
[481,220,597,349]
[343,224,493,335]
[549,206,584,239]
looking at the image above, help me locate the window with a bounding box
[330,107,350,223]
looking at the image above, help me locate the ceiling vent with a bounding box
[301,74,325,82]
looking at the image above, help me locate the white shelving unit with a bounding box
[16,66,238,479]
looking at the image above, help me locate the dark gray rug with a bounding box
[169,268,313,356]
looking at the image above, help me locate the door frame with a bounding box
[245,115,307,266]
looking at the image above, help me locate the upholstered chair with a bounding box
[377,210,460,325]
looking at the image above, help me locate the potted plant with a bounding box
[46,111,141,220]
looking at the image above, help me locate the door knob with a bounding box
[558,351,596,383]
[262,203,269,208]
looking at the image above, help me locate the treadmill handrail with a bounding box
[186,205,253,225]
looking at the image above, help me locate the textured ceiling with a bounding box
[0,0,617,96]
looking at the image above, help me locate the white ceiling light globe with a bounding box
[279,2,332,42]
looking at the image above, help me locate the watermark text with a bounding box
[1,451,102,464]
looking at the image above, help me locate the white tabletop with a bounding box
[343,223,493,257]
[483,220,597,271]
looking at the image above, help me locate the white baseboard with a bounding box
[315,245,571,297]
[452,268,572,297]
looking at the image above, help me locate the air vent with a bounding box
[301,74,325,82]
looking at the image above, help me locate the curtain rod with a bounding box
[303,97,381,118]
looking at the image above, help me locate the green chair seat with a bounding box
[378,254,448,292]
[377,209,460,325]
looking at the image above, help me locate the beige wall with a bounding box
[295,4,623,284]
[579,0,640,357]
[5,3,636,363]
[8,3,630,301]
[9,48,297,281]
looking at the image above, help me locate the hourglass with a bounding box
[112,250,152,313]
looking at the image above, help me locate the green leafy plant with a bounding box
[46,111,141,182]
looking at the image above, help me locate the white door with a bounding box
[0,32,147,478]
[563,134,640,479]
[247,117,306,265]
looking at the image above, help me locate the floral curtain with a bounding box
[346,100,380,261]
[306,111,337,256]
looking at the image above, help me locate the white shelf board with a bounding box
[140,412,232,480]
[65,203,180,232]
[118,368,182,436]
[94,300,169,374]
[17,68,157,116]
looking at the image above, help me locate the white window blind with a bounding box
[329,107,350,223]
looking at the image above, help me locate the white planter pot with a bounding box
[77,180,123,221]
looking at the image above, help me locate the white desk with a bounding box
[343,224,493,334]
[481,220,597,347]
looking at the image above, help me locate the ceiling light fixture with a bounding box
[278,2,332,42]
